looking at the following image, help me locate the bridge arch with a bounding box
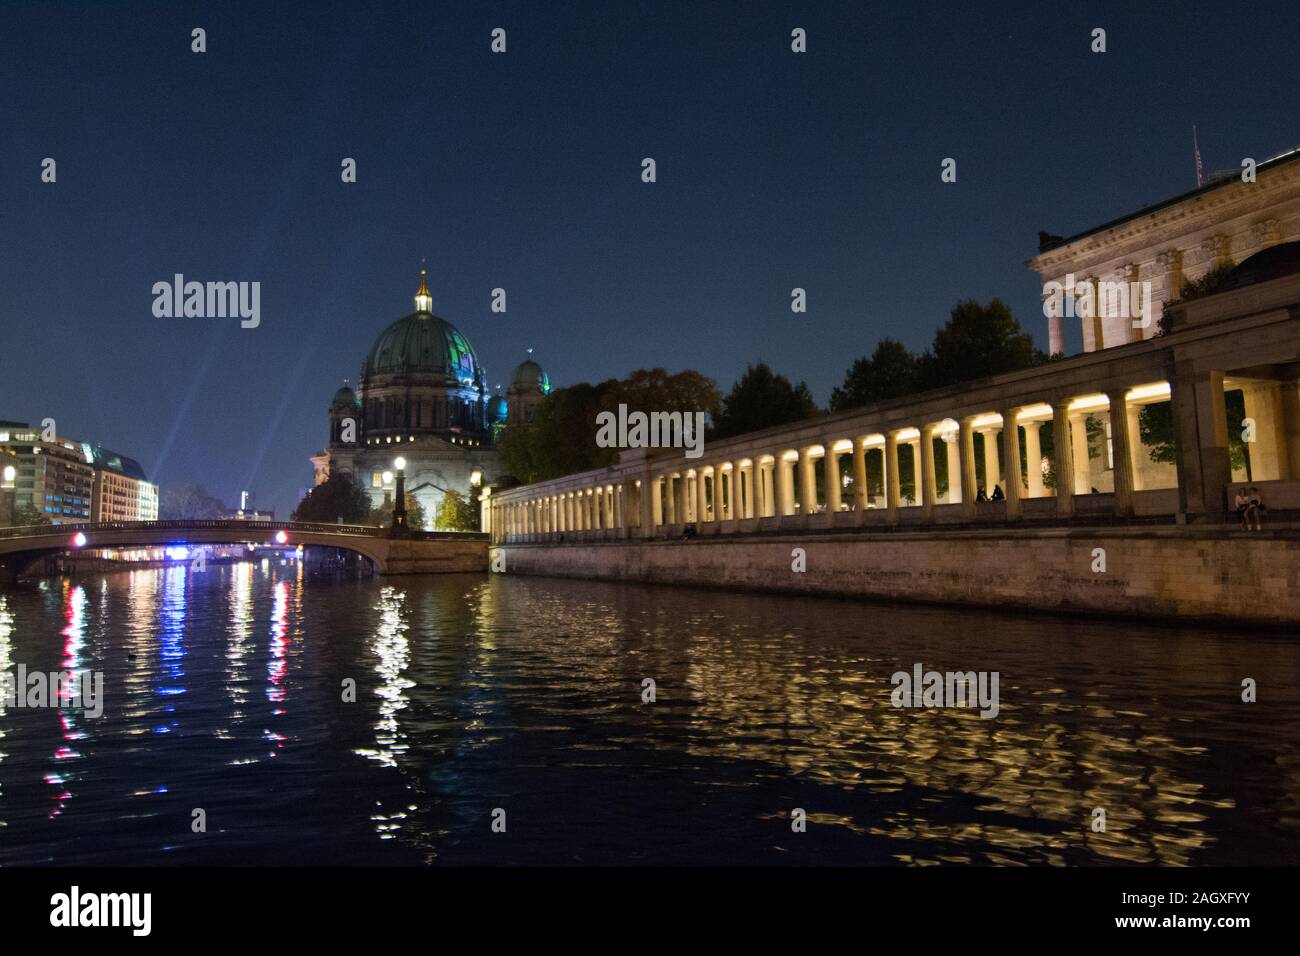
[0,520,393,584]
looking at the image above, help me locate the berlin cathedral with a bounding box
[310,270,549,528]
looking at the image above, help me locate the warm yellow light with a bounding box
[382,471,393,485]
[1015,403,1054,423]
[394,457,406,471]
[1126,382,1171,403]
[470,469,483,486]
[2,465,14,482]
[1068,393,1110,413]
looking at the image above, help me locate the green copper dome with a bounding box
[511,358,550,393]
[364,312,482,386]
[331,383,359,406]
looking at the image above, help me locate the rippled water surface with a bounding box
[1,564,1297,866]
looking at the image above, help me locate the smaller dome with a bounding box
[511,359,550,393]
[332,383,359,407]
[488,395,508,424]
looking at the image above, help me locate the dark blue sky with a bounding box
[2,0,1297,516]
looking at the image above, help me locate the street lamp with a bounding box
[392,457,408,531]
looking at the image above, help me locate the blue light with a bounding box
[165,546,189,561]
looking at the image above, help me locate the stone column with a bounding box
[1069,413,1091,494]
[1241,381,1284,481]
[852,440,868,512]
[646,477,661,533]
[885,431,901,523]
[1170,369,1230,515]
[1053,405,1075,516]
[697,470,709,524]
[825,446,842,513]
[1043,287,1064,357]
[1118,263,1141,344]
[959,418,977,518]
[1126,402,1145,491]
[944,431,961,504]
[980,427,1000,497]
[1156,249,1184,336]
[1000,410,1022,519]
[614,484,624,529]
[798,447,816,518]
[1023,420,1044,497]
[1107,391,1136,516]
[776,455,794,517]
[919,425,936,520]
[1084,275,1105,352]
[1281,381,1300,481]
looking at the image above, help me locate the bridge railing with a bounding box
[0,519,488,542]
[0,519,384,540]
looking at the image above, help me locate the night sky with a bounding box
[2,0,1297,517]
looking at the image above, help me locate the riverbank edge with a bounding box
[493,527,1300,626]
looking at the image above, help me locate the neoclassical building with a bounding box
[311,271,550,526]
[1028,145,1300,354]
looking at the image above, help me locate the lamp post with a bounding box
[392,457,408,532]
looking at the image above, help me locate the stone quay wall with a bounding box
[493,528,1300,625]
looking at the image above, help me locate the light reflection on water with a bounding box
[0,565,1297,866]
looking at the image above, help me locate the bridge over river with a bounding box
[0,519,487,583]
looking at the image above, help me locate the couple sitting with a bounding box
[1235,487,1267,531]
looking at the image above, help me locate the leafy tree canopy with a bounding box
[291,471,372,524]
[159,482,226,519]
[711,363,819,440]
[497,369,722,484]
[831,299,1046,413]
[367,493,427,531]
[434,489,480,531]
[829,339,919,412]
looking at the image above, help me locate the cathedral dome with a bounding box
[488,394,508,424]
[511,358,550,393]
[362,272,482,387]
[364,312,481,385]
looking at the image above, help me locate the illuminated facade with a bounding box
[1029,146,1300,355]
[311,271,550,526]
[0,425,158,525]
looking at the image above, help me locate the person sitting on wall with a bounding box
[990,484,1005,501]
[681,524,697,540]
[1246,487,1266,531]
[975,487,988,502]
[1235,487,1251,528]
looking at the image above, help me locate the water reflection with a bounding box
[47,583,87,818]
[0,568,1295,865]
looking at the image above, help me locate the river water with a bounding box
[0,562,1296,866]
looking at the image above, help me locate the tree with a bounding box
[497,382,609,484]
[159,482,226,519]
[829,339,920,411]
[710,363,819,440]
[291,471,372,524]
[1139,391,1248,473]
[367,494,427,531]
[921,298,1043,390]
[434,489,480,531]
[3,504,51,528]
[497,368,722,484]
